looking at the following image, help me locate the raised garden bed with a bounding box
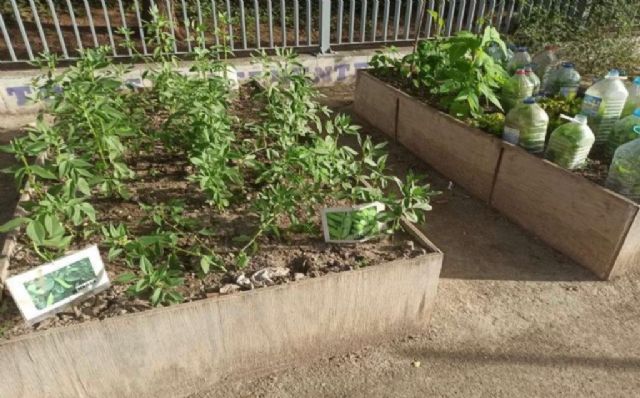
[354,70,640,279]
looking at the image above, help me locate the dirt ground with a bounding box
[191,84,640,397]
[1,84,639,397]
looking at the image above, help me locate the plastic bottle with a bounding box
[503,97,550,153]
[531,45,558,80]
[581,69,629,144]
[501,69,535,112]
[507,47,532,74]
[552,63,581,99]
[606,127,640,201]
[524,65,541,96]
[621,77,640,117]
[545,114,595,170]
[607,108,640,157]
[486,42,507,65]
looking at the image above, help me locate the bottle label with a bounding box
[582,95,603,116]
[560,86,578,99]
[503,126,520,144]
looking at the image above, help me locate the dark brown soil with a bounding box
[0,86,425,341]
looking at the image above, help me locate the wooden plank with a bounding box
[610,210,640,278]
[0,251,442,397]
[396,94,503,203]
[492,143,639,279]
[353,71,400,140]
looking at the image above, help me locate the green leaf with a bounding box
[30,165,57,180]
[115,272,137,283]
[26,220,46,245]
[0,217,29,233]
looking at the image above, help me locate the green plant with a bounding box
[538,96,583,132]
[117,257,184,306]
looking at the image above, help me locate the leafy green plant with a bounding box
[117,257,184,307]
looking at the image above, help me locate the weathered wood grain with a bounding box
[610,211,640,278]
[492,143,639,279]
[354,72,401,140]
[396,94,503,203]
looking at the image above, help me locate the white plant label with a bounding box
[6,245,110,325]
[321,202,385,244]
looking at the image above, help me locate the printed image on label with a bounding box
[503,126,520,144]
[582,94,603,117]
[560,86,578,99]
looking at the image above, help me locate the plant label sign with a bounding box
[6,245,110,325]
[321,202,385,244]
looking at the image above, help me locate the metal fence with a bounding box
[0,0,586,66]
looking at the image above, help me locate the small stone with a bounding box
[251,267,290,286]
[219,283,241,295]
[293,273,306,281]
[404,240,416,252]
[235,273,253,290]
[412,361,421,368]
[118,309,128,316]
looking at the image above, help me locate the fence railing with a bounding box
[0,0,588,67]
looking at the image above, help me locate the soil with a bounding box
[0,84,424,340]
[190,83,640,398]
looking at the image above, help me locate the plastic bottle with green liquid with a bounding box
[524,65,541,96]
[581,69,629,144]
[503,97,549,153]
[607,108,640,157]
[501,69,534,112]
[545,114,595,170]
[621,77,640,117]
[606,126,640,202]
[507,47,532,74]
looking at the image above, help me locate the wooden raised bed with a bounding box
[354,71,503,203]
[492,143,640,279]
[354,70,640,279]
[0,222,442,398]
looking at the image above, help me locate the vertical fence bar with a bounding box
[349,0,356,43]
[46,0,69,58]
[360,0,368,42]
[403,0,413,40]
[116,0,132,55]
[475,0,486,32]
[306,0,312,45]
[195,0,204,48]
[0,12,17,62]
[505,0,516,31]
[382,0,390,41]
[180,0,193,52]
[281,0,287,47]
[456,0,467,32]
[496,0,505,30]
[414,0,424,38]
[466,0,477,30]
[83,0,99,48]
[294,0,300,46]
[27,0,49,54]
[393,0,402,40]
[100,0,117,55]
[425,0,435,38]
[445,0,456,36]
[319,0,331,52]
[65,0,83,53]
[133,0,148,54]
[337,0,344,44]
[371,0,379,42]
[211,0,220,46]
[487,0,496,27]
[254,0,261,48]
[225,0,234,50]
[239,0,247,49]
[9,0,33,59]
[267,0,274,47]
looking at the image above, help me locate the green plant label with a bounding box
[6,245,110,325]
[322,202,385,243]
[582,95,603,117]
[23,258,97,310]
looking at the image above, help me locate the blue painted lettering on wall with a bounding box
[3,60,370,108]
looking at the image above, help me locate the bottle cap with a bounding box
[515,69,526,75]
[633,108,640,117]
[523,97,536,104]
[633,76,640,86]
[561,62,574,68]
[607,69,620,78]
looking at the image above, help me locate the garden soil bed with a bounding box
[354,70,640,279]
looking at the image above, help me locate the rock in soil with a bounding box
[251,267,290,287]
[219,283,241,295]
[235,273,253,290]
[293,273,306,281]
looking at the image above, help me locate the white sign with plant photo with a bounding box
[321,202,386,244]
[6,245,110,325]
